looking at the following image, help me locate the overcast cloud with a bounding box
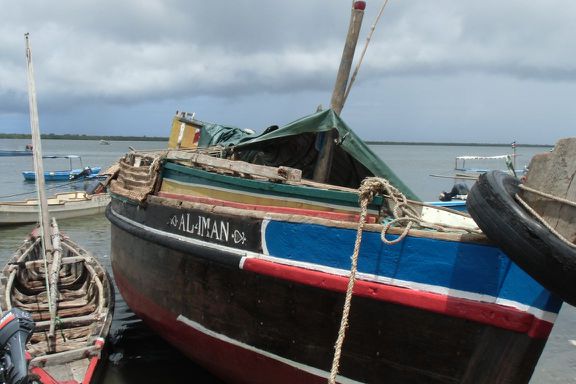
[1,0,575,144]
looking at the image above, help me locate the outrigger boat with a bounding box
[106,4,562,383]
[0,34,114,384]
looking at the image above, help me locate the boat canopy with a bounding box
[456,155,510,160]
[42,155,81,159]
[194,109,419,200]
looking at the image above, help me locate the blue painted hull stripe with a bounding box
[262,220,562,314]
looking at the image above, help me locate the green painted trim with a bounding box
[163,161,385,209]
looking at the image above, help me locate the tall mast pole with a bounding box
[313,1,366,183]
[25,33,53,253]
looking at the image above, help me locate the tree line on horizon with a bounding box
[0,133,551,147]
[0,133,168,141]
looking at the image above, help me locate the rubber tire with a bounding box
[467,170,576,306]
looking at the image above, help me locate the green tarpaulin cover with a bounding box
[196,109,419,201]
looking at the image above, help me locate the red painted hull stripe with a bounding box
[157,191,378,223]
[83,355,100,383]
[242,258,553,339]
[113,269,332,384]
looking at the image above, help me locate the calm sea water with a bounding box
[0,138,573,383]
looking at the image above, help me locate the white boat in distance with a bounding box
[0,191,110,226]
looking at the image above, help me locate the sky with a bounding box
[1,0,575,144]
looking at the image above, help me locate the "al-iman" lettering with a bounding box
[170,213,230,242]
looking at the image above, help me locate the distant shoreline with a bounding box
[0,133,552,147]
[365,141,553,147]
[0,133,168,142]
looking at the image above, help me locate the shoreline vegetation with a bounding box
[365,141,552,147]
[0,133,552,147]
[0,133,167,142]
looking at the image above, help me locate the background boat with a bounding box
[22,155,101,181]
[0,190,110,226]
[0,149,33,157]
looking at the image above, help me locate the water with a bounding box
[0,138,573,383]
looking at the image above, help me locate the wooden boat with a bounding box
[106,4,562,382]
[0,191,110,226]
[22,155,101,182]
[0,219,114,383]
[0,33,114,384]
[107,108,563,384]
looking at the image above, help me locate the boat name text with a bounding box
[168,213,247,244]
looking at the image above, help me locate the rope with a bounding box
[343,0,391,105]
[515,186,576,249]
[328,177,480,382]
[328,182,369,384]
[56,317,67,342]
[519,184,576,208]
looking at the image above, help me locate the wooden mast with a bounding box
[25,33,61,351]
[25,33,52,250]
[313,1,366,183]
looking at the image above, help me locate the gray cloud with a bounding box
[1,0,575,143]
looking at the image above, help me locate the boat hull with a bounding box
[0,192,110,226]
[0,150,33,156]
[22,167,102,181]
[108,195,560,384]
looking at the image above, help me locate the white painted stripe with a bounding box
[176,314,363,384]
[261,218,270,256]
[163,177,380,215]
[111,207,557,323]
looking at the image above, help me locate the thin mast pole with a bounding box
[25,34,52,250]
[313,1,366,183]
[25,33,56,351]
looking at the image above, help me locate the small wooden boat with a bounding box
[0,34,114,384]
[0,191,110,226]
[22,156,101,182]
[0,219,114,383]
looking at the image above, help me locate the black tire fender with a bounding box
[467,170,576,306]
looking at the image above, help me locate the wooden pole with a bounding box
[24,33,52,252]
[48,218,63,352]
[313,1,366,183]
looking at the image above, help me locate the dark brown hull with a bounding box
[108,199,552,384]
